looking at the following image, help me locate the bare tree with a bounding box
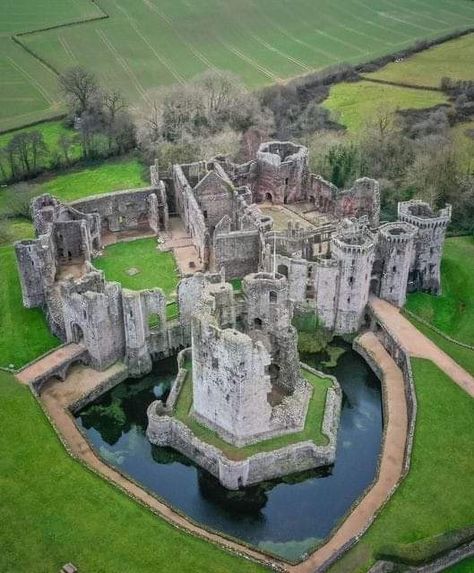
[58,66,99,116]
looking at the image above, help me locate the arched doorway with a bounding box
[71,323,84,344]
[265,192,273,203]
[370,277,380,295]
[277,264,288,278]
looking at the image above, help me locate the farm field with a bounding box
[330,358,474,572]
[366,32,474,87]
[3,0,474,131]
[323,81,448,133]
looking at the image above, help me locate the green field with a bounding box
[0,370,265,573]
[330,358,474,572]
[366,32,474,87]
[93,238,179,295]
[3,0,474,131]
[324,80,448,133]
[406,236,474,346]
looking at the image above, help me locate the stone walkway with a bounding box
[291,332,408,573]
[369,297,474,398]
[159,217,203,274]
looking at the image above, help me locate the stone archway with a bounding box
[71,323,84,344]
[265,192,273,203]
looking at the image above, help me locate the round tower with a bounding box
[375,222,417,307]
[331,226,375,333]
[255,141,308,204]
[398,200,451,294]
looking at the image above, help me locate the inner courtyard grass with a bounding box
[0,246,59,370]
[330,358,474,573]
[173,365,332,461]
[405,236,474,347]
[93,238,179,295]
[324,81,448,133]
[0,370,265,573]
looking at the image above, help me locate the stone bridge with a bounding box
[16,343,89,395]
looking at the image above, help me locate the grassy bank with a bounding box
[330,358,474,572]
[405,236,474,347]
[0,156,148,216]
[0,371,266,573]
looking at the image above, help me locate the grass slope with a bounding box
[330,358,474,573]
[324,81,447,133]
[93,238,179,295]
[0,371,265,573]
[405,237,474,346]
[0,156,148,215]
[174,366,332,460]
[367,32,474,88]
[4,0,474,130]
[0,246,59,369]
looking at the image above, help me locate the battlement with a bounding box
[398,200,452,228]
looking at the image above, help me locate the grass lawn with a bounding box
[173,365,332,461]
[366,33,474,88]
[41,157,148,201]
[405,315,474,377]
[324,81,447,133]
[0,246,59,369]
[330,358,474,573]
[93,238,179,295]
[405,237,474,347]
[0,371,266,573]
[0,156,148,215]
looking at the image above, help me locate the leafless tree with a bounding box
[58,66,99,116]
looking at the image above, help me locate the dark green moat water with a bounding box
[76,343,383,562]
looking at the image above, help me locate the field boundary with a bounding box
[360,77,443,92]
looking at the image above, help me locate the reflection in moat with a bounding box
[76,341,383,562]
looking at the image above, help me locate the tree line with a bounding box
[1,64,473,235]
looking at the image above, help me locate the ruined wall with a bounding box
[308,176,380,228]
[213,216,261,279]
[312,257,340,330]
[15,234,57,308]
[71,187,163,235]
[61,271,125,370]
[398,200,451,294]
[254,141,309,204]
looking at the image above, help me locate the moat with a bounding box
[76,341,382,562]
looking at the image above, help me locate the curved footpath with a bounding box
[369,297,474,398]
[18,331,409,573]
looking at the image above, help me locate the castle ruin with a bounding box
[14,140,451,488]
